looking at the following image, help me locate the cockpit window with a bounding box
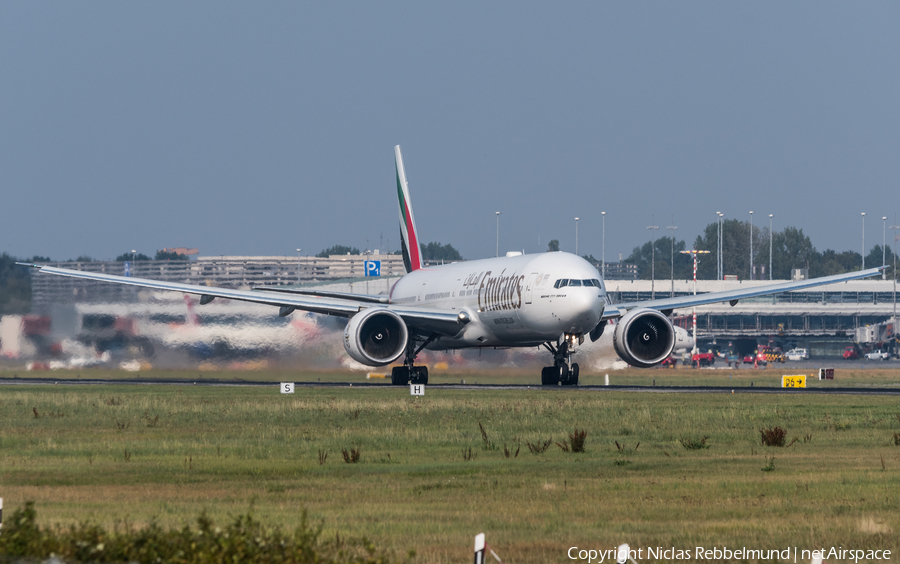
[554,278,603,289]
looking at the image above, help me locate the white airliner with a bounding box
[20,146,887,385]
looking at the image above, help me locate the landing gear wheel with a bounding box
[541,367,557,386]
[411,366,428,385]
[391,366,428,385]
[568,363,580,386]
[391,366,409,385]
[557,364,569,384]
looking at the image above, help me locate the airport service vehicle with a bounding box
[762,346,785,363]
[18,146,888,386]
[659,356,678,368]
[692,351,715,367]
[743,350,767,366]
[843,346,859,360]
[785,348,809,361]
[744,352,768,366]
[724,352,742,368]
[865,349,890,361]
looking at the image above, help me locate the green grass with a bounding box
[2,377,899,563]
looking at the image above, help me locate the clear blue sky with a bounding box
[2,2,898,262]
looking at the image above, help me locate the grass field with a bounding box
[2,369,900,563]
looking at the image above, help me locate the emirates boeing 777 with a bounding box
[20,146,886,385]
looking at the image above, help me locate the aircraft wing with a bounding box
[607,266,888,317]
[18,263,465,336]
[250,286,390,304]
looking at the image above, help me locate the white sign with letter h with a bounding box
[410,384,424,396]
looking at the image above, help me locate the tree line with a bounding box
[625,219,897,281]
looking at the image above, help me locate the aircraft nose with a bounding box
[567,289,603,333]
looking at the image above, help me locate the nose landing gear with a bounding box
[541,337,580,386]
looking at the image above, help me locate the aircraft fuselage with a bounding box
[389,251,606,348]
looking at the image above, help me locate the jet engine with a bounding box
[343,308,409,366]
[612,308,676,368]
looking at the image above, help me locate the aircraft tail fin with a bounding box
[395,145,423,272]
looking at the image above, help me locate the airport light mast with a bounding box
[769,214,774,280]
[647,216,659,299]
[495,212,501,257]
[716,212,723,280]
[861,212,866,270]
[749,211,754,280]
[680,249,710,360]
[883,217,888,280]
[667,218,677,298]
[574,217,579,256]
[601,211,606,280]
[891,216,899,322]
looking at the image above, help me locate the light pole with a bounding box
[749,211,754,280]
[891,215,898,322]
[296,248,302,283]
[719,212,726,280]
[883,217,888,279]
[716,212,722,280]
[769,214,773,280]
[601,212,606,279]
[574,217,579,256]
[861,212,866,270]
[495,212,501,257]
[667,218,677,298]
[647,215,659,299]
[680,249,710,361]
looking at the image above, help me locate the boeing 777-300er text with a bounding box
[20,146,887,385]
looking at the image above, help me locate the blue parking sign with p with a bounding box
[365,260,381,277]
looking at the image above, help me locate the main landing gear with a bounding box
[541,338,580,386]
[390,334,437,386]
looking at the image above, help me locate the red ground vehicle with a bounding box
[692,352,715,367]
[660,356,678,368]
[742,349,768,366]
[842,346,859,360]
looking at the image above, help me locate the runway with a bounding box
[2,376,899,395]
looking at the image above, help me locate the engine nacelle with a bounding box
[612,308,676,368]
[343,308,409,367]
